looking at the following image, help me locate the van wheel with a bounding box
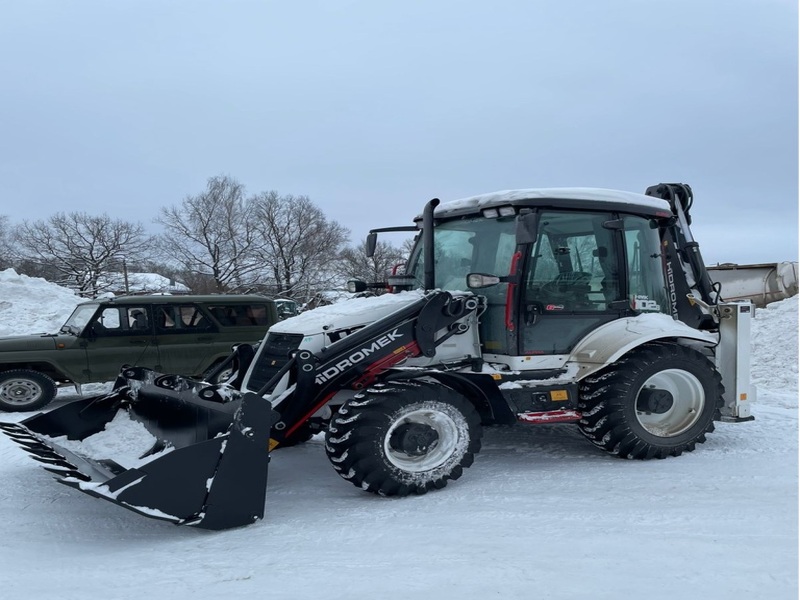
[0,370,58,412]
[202,363,235,385]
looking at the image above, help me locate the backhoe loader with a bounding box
[1,183,755,530]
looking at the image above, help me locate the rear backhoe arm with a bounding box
[646,183,720,327]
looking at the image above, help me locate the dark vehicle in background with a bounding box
[274,298,300,320]
[0,295,278,412]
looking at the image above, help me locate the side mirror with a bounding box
[467,273,502,289]
[347,279,368,293]
[365,232,377,258]
[516,212,539,244]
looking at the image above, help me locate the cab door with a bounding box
[85,304,160,381]
[519,210,626,356]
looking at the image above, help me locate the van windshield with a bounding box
[61,304,99,335]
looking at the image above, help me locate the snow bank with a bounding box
[751,294,798,397]
[0,269,83,336]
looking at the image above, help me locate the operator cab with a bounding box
[404,188,673,362]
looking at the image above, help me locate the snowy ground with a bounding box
[0,270,797,599]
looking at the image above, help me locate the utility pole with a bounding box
[122,257,130,294]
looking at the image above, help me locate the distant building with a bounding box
[98,272,191,295]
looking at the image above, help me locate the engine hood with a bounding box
[270,291,427,337]
[0,333,62,352]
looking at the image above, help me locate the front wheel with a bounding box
[0,369,58,412]
[577,342,723,459]
[325,380,483,496]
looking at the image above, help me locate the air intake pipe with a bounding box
[423,198,440,290]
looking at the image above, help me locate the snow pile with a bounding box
[751,294,798,398]
[277,289,425,332]
[0,269,83,336]
[46,409,169,469]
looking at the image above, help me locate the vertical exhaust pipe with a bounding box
[423,198,440,290]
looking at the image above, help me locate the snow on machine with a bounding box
[1,183,756,530]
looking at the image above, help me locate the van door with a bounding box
[202,300,275,363]
[152,303,219,376]
[85,305,160,381]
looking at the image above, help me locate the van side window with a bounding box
[206,304,272,327]
[154,305,213,333]
[91,306,150,336]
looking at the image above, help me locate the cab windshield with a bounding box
[61,303,99,335]
[408,216,518,291]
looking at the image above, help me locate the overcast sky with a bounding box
[0,0,796,265]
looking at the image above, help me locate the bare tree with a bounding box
[155,175,261,292]
[252,192,349,301]
[339,240,407,284]
[13,213,152,296]
[0,215,11,269]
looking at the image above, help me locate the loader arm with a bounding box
[264,290,482,449]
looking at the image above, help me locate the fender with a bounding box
[566,313,718,380]
[383,369,518,425]
[0,359,74,383]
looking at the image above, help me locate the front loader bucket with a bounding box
[0,377,278,531]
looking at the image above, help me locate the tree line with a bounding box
[0,175,412,302]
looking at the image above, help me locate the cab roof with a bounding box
[431,187,673,220]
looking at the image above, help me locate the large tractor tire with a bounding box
[0,369,58,412]
[325,380,483,496]
[577,342,723,459]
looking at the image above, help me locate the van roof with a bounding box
[84,294,275,305]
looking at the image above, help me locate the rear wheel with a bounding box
[0,369,58,412]
[325,380,483,496]
[577,342,723,459]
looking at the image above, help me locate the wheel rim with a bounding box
[213,367,234,383]
[635,369,706,437]
[0,378,44,406]
[384,408,460,472]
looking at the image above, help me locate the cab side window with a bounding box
[623,216,669,314]
[526,211,621,312]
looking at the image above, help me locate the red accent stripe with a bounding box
[352,340,421,390]
[283,391,338,439]
[505,251,522,331]
[516,409,582,424]
[282,341,423,442]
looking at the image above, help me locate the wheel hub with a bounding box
[0,379,42,404]
[389,423,440,456]
[635,369,706,437]
[383,406,462,473]
[637,387,674,414]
